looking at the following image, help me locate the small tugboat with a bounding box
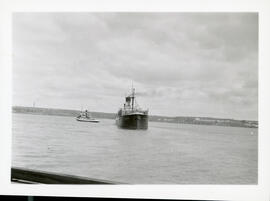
[116,87,148,129]
[76,110,100,123]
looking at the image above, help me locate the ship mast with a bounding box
[131,87,135,111]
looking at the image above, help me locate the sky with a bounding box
[13,13,258,120]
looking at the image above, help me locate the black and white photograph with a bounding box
[10,12,259,185]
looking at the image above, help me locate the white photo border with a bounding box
[0,0,269,200]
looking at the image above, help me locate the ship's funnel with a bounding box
[126,96,131,102]
[126,96,131,107]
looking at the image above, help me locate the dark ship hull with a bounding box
[116,113,148,130]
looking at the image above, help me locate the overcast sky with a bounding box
[13,13,258,120]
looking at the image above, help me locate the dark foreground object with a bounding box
[11,167,117,184]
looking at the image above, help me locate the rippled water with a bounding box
[12,113,258,184]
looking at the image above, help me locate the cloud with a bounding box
[13,13,258,120]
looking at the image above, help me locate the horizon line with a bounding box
[12,105,258,122]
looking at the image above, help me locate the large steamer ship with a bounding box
[116,88,148,130]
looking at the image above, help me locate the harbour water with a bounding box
[12,113,258,184]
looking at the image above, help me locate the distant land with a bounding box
[12,106,258,128]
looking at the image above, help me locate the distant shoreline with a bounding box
[12,106,258,128]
